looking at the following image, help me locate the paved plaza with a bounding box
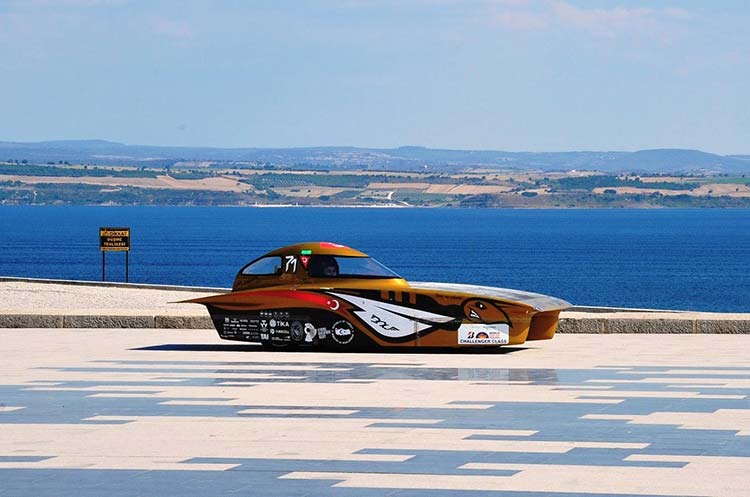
[1,328,749,496]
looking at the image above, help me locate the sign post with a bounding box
[99,227,131,282]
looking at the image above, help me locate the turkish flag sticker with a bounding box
[300,255,310,268]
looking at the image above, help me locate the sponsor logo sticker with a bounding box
[331,320,355,345]
[458,323,509,345]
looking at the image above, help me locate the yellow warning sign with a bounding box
[99,227,130,251]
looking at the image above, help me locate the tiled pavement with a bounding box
[1,329,749,496]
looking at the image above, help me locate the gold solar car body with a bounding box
[186,242,570,349]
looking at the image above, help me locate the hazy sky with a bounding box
[0,0,748,153]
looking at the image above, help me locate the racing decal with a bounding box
[300,255,310,268]
[331,320,355,345]
[244,290,339,310]
[463,299,511,326]
[329,292,454,339]
[284,255,297,273]
[370,315,399,333]
[221,316,260,341]
[255,310,292,342]
[290,321,304,342]
[458,323,509,345]
[303,323,317,342]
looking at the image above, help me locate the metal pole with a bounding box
[102,252,106,282]
[125,252,129,283]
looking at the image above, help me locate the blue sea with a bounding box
[1,206,748,312]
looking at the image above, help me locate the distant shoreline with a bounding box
[2,161,749,208]
[0,203,750,211]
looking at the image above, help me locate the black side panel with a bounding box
[206,306,341,345]
[207,306,294,343]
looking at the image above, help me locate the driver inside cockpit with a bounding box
[308,255,339,277]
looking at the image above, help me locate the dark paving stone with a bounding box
[3,360,747,496]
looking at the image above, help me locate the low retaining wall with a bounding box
[1,277,748,333]
[2,314,749,333]
[558,317,750,334]
[0,314,214,329]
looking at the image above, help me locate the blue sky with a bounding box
[0,0,748,153]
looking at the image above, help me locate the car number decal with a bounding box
[284,255,297,273]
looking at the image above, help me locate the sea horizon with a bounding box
[2,206,749,313]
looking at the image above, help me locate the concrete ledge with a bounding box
[1,279,748,333]
[698,320,750,334]
[0,314,214,329]
[605,318,696,334]
[558,318,606,334]
[558,317,750,334]
[155,315,214,329]
[2,314,748,333]
[63,315,156,329]
[0,314,64,328]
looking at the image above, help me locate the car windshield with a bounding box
[307,256,401,279]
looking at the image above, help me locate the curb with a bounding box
[2,314,749,333]
[557,317,750,334]
[0,314,214,329]
[2,278,748,333]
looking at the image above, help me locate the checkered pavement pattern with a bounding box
[1,331,749,496]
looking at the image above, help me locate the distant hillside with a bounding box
[604,149,749,174]
[1,140,748,174]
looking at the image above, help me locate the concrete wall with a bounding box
[1,278,748,333]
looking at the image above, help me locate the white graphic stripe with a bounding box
[329,293,454,339]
